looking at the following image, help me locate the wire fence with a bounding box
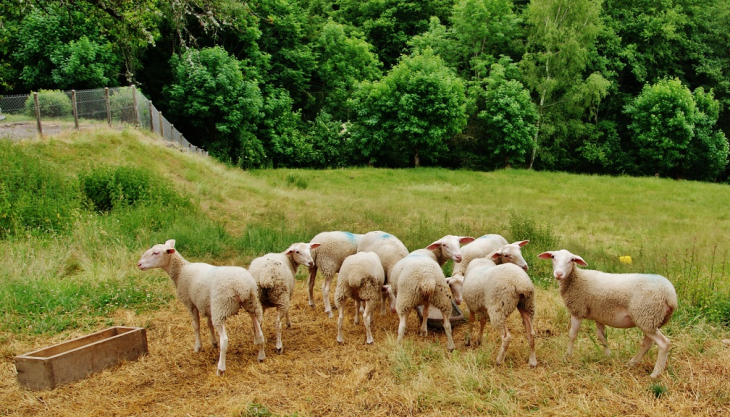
[0,86,206,155]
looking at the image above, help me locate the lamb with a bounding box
[356,231,409,314]
[137,240,265,376]
[307,231,363,318]
[334,251,385,344]
[446,256,537,367]
[387,235,475,351]
[248,242,320,354]
[452,234,530,277]
[537,249,678,378]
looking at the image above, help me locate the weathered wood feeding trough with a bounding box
[15,326,148,390]
[416,300,465,328]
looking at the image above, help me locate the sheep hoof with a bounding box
[337,340,344,345]
[650,371,660,379]
[366,340,373,345]
[276,347,284,354]
[627,360,639,368]
[258,357,265,363]
[326,311,334,319]
[216,369,225,376]
[528,360,537,368]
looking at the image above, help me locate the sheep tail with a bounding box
[516,281,536,318]
[418,276,436,299]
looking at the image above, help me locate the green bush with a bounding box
[0,144,80,238]
[23,89,73,118]
[79,165,190,213]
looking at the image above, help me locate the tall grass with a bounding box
[1,128,730,336]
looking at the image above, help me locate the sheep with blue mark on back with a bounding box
[537,249,677,378]
[307,231,364,317]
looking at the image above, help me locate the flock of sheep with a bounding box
[136,231,677,378]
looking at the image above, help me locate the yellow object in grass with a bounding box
[619,255,633,264]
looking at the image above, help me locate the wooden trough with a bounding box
[416,300,466,328]
[15,326,148,390]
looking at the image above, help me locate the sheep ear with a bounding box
[426,242,441,251]
[166,248,176,254]
[165,239,176,248]
[381,284,391,292]
[490,252,502,260]
[537,252,552,260]
[573,256,588,266]
[515,240,529,247]
[459,236,475,244]
[309,243,321,249]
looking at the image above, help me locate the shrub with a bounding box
[79,165,190,213]
[0,143,80,238]
[23,89,73,118]
[109,87,149,124]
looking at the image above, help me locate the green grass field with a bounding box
[1,128,730,415]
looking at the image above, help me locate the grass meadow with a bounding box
[1,128,730,416]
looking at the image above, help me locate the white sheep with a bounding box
[387,235,475,351]
[307,231,363,318]
[446,256,537,367]
[248,242,320,354]
[137,240,265,376]
[537,249,678,378]
[356,231,409,314]
[334,251,385,344]
[452,234,530,276]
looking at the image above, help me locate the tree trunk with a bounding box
[414,149,420,167]
[528,101,544,170]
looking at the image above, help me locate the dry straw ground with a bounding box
[2,128,730,416]
[2,282,730,416]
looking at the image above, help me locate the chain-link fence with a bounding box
[0,86,206,155]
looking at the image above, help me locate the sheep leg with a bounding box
[337,301,346,344]
[189,307,203,352]
[364,301,374,344]
[380,292,388,316]
[354,300,361,324]
[441,306,455,352]
[519,309,537,367]
[206,316,218,349]
[397,308,411,343]
[322,274,334,318]
[595,322,611,355]
[567,316,582,357]
[628,335,653,368]
[465,311,476,346]
[476,314,487,346]
[647,330,671,378]
[216,322,228,376]
[275,302,289,354]
[495,324,512,365]
[250,312,265,362]
[307,266,318,308]
[286,311,292,328]
[420,302,430,337]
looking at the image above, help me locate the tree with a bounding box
[625,78,695,178]
[165,46,264,167]
[685,87,729,181]
[476,61,538,167]
[520,0,609,169]
[50,37,121,89]
[350,48,467,167]
[310,20,382,121]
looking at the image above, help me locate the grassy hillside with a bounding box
[1,128,730,416]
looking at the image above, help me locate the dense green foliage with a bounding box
[2,0,730,180]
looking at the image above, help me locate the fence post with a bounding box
[33,92,43,136]
[131,85,139,127]
[148,101,154,133]
[71,90,79,130]
[158,111,164,138]
[104,87,112,126]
